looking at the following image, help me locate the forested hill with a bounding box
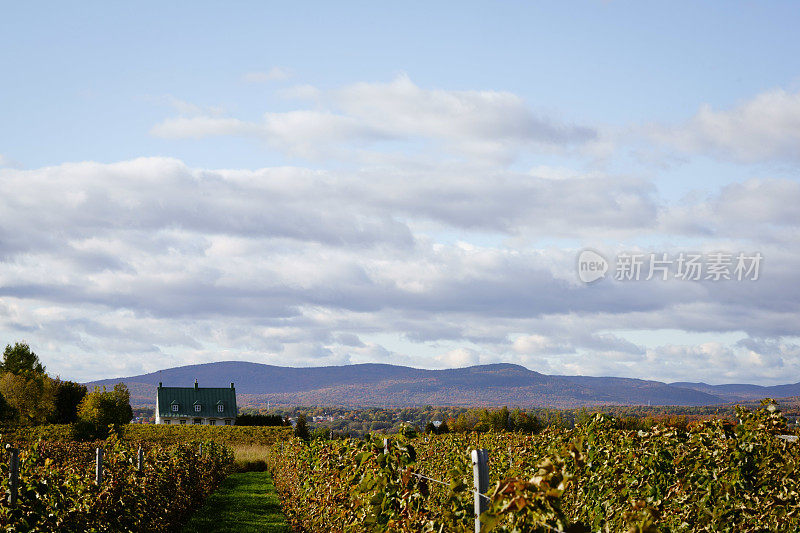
[670,381,800,403]
[80,361,765,408]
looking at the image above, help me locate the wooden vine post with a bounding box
[95,447,104,484]
[472,449,489,533]
[8,447,19,505]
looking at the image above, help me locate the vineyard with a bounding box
[0,433,233,532]
[267,401,800,532]
[3,423,292,446]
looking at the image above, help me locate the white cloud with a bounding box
[512,334,573,355]
[659,178,800,242]
[150,75,596,163]
[260,110,389,157]
[0,154,21,168]
[641,341,792,383]
[2,157,800,383]
[649,88,800,164]
[335,74,595,156]
[437,347,481,368]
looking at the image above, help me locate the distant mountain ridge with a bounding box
[83,360,797,408]
[670,381,800,403]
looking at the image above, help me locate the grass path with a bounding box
[182,471,290,533]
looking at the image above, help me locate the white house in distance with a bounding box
[155,380,237,425]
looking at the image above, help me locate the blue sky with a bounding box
[5,2,798,169]
[1,2,799,384]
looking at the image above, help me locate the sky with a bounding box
[1,2,799,384]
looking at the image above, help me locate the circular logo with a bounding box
[577,249,608,283]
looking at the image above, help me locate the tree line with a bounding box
[254,402,759,439]
[0,342,132,438]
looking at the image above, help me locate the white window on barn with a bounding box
[164,419,170,424]
[171,404,179,412]
[194,404,201,412]
[209,419,216,425]
[217,404,224,413]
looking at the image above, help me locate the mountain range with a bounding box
[85,361,800,408]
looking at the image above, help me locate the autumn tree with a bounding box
[77,383,133,429]
[0,342,55,424]
[0,372,56,424]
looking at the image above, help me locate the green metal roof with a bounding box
[157,384,237,418]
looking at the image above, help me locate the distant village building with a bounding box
[155,380,237,425]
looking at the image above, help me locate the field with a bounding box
[2,403,799,531]
[2,423,292,446]
[267,401,800,532]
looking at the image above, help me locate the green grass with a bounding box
[182,471,290,533]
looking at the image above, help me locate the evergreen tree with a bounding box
[1,342,45,376]
[51,379,88,423]
[294,414,310,440]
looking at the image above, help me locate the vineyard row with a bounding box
[0,434,234,532]
[267,400,800,532]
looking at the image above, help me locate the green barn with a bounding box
[155,380,237,426]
